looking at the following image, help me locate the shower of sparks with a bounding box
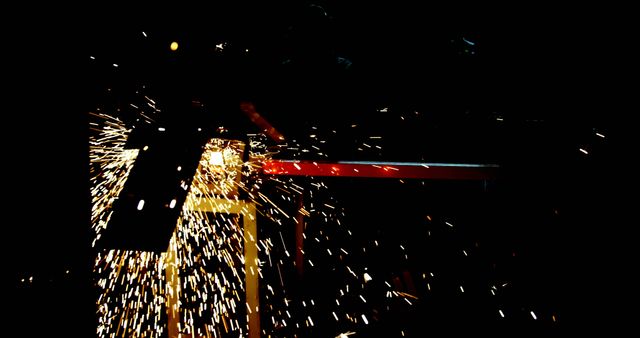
[95,250,167,338]
[91,108,167,337]
[89,112,139,246]
[89,99,535,336]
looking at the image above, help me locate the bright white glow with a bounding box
[158,127,165,131]
[363,272,372,283]
[596,132,605,138]
[113,63,118,67]
[176,166,182,171]
[530,311,537,320]
[460,286,465,293]
[579,148,589,155]
[209,151,225,166]
[137,200,145,210]
[169,199,177,209]
[143,145,149,151]
[142,31,147,37]
[499,309,504,317]
[361,314,369,325]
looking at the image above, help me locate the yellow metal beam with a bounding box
[167,199,259,338]
[165,233,179,338]
[243,202,260,338]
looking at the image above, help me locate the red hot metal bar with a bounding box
[262,160,499,180]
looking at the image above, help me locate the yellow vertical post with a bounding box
[243,203,260,338]
[165,233,179,338]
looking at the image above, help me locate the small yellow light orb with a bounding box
[170,41,179,51]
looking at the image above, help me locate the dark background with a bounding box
[6,2,631,336]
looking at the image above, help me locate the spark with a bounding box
[530,311,537,320]
[596,132,605,138]
[579,148,589,155]
[137,200,145,210]
[499,309,504,318]
[169,199,177,209]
